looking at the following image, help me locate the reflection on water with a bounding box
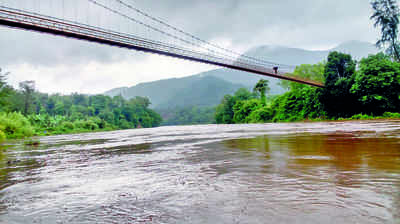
[224,133,400,172]
[0,121,399,223]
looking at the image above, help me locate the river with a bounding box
[0,121,399,223]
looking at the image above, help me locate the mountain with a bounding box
[105,86,129,98]
[105,40,379,109]
[243,40,378,66]
[332,40,379,59]
[158,76,244,109]
[200,69,286,95]
[106,74,245,109]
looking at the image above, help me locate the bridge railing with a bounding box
[0,5,324,87]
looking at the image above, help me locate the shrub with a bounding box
[233,99,261,123]
[0,130,6,142]
[55,121,75,133]
[0,112,34,138]
[62,121,75,130]
[247,106,273,123]
[382,112,400,118]
[119,119,132,130]
[349,114,374,120]
[82,120,98,130]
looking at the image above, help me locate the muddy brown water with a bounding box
[0,121,399,223]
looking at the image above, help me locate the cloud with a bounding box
[133,0,377,47]
[6,54,216,94]
[0,0,379,94]
[0,27,134,66]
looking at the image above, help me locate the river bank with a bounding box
[300,112,400,122]
[1,112,400,143]
[0,111,156,143]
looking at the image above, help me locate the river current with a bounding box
[0,121,399,223]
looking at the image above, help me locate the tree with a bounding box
[253,79,270,105]
[215,95,236,124]
[112,95,125,108]
[233,99,260,123]
[280,63,325,91]
[320,52,358,118]
[246,106,274,123]
[351,53,400,114]
[19,80,35,115]
[71,93,87,106]
[46,96,56,115]
[234,88,256,101]
[371,0,400,61]
[131,96,151,108]
[0,68,12,110]
[91,95,108,115]
[54,101,65,115]
[324,51,356,87]
[0,68,9,91]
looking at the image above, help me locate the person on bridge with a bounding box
[273,66,279,74]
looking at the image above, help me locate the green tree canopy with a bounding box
[19,80,36,115]
[280,63,325,91]
[0,68,12,110]
[371,0,400,61]
[324,51,356,87]
[234,88,256,101]
[215,95,236,124]
[320,52,358,118]
[351,53,400,114]
[233,99,260,123]
[253,79,270,105]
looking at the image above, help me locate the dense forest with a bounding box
[157,106,215,126]
[0,74,162,141]
[215,52,400,124]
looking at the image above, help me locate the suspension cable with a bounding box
[114,0,295,69]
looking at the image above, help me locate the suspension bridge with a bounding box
[0,0,324,87]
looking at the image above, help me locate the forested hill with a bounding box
[105,75,245,109]
[104,40,378,109]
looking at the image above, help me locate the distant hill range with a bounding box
[104,40,379,109]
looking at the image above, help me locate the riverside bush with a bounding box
[61,121,75,131]
[383,112,400,118]
[0,130,5,142]
[247,107,273,123]
[349,114,374,120]
[0,112,34,139]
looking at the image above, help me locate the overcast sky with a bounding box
[0,0,379,94]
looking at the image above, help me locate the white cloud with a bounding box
[6,53,216,94]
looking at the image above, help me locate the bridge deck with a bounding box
[0,7,324,88]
